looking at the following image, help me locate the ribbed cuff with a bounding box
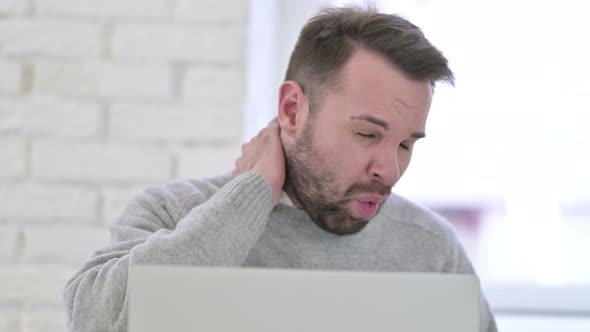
[212,171,274,227]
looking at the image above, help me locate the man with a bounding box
[64,6,497,332]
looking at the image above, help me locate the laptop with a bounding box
[128,265,480,332]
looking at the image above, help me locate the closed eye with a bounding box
[356,132,377,140]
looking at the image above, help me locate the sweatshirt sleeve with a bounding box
[444,228,498,332]
[63,171,273,332]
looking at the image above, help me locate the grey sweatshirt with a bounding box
[64,171,497,332]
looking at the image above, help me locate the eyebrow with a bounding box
[350,115,389,130]
[350,115,426,139]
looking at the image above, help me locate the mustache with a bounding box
[343,181,392,199]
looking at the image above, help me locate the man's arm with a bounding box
[64,120,286,332]
[63,172,273,331]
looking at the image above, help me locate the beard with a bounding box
[283,121,392,236]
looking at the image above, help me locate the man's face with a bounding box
[283,48,433,235]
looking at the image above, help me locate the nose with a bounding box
[368,150,400,187]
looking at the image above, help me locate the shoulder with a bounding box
[112,172,234,229]
[139,172,234,214]
[365,193,469,272]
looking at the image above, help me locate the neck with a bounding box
[283,183,303,209]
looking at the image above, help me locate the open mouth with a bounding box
[353,199,382,219]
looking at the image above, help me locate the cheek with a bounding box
[398,152,413,176]
[312,126,371,182]
[322,143,371,182]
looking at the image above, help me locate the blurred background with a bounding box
[0,0,588,331]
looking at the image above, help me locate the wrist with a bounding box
[253,172,282,206]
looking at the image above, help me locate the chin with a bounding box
[318,216,370,236]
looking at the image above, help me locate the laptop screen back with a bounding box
[129,265,479,332]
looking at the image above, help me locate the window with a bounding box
[247,0,590,328]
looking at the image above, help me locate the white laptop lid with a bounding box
[129,265,480,332]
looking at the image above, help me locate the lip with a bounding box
[355,194,386,205]
[352,194,386,220]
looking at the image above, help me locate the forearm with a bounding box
[63,172,273,331]
[128,172,274,266]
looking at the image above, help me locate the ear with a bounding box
[277,81,307,139]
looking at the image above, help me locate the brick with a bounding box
[0,98,21,134]
[0,61,22,94]
[183,66,244,99]
[20,98,102,137]
[34,61,172,99]
[22,309,66,332]
[0,136,26,178]
[0,0,28,14]
[0,225,21,262]
[0,99,21,133]
[109,102,242,142]
[0,111,19,132]
[23,225,109,265]
[31,139,173,183]
[34,0,170,19]
[101,186,145,225]
[111,23,244,63]
[176,145,239,179]
[175,0,248,22]
[0,266,75,306]
[0,19,101,57]
[0,309,20,332]
[0,183,98,221]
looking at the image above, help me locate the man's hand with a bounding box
[233,119,286,206]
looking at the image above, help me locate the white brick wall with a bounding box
[34,61,173,99]
[0,136,26,178]
[0,309,20,332]
[175,0,248,22]
[0,61,22,94]
[20,99,102,137]
[176,145,240,179]
[0,183,99,220]
[31,139,173,183]
[183,66,245,99]
[22,309,66,332]
[0,101,21,132]
[111,23,244,63]
[0,0,248,329]
[0,0,28,14]
[0,266,75,305]
[0,225,21,262]
[23,225,109,264]
[34,0,171,19]
[0,19,102,57]
[109,102,242,142]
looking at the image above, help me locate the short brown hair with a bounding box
[285,6,454,112]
